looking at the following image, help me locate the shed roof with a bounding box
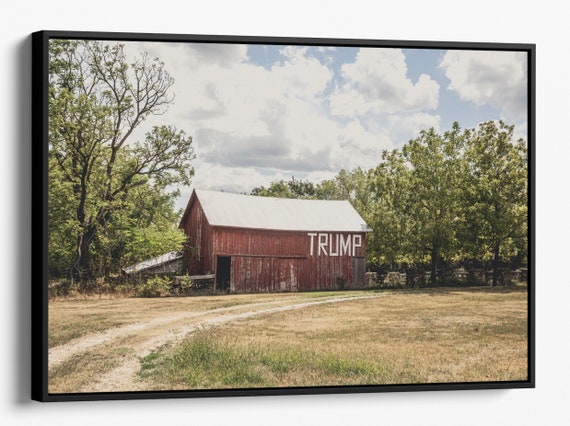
[123,251,183,275]
[180,189,370,232]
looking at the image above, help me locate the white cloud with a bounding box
[176,164,280,210]
[272,46,333,101]
[330,48,440,117]
[131,42,248,69]
[439,50,527,122]
[191,163,275,194]
[122,42,442,202]
[385,113,442,145]
[167,45,378,177]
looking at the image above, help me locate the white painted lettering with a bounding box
[308,233,363,257]
[352,234,362,256]
[329,233,339,256]
[340,234,351,256]
[318,233,328,256]
[307,233,317,256]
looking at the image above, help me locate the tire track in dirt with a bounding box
[49,298,302,369]
[71,294,381,393]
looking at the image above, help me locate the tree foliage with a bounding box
[371,121,527,285]
[252,121,528,286]
[48,40,195,282]
[251,177,316,199]
[460,121,528,285]
[373,124,467,285]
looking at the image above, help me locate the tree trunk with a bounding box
[430,244,439,287]
[492,243,500,287]
[71,225,97,285]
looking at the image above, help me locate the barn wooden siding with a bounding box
[179,190,367,293]
[180,196,215,275]
[213,227,366,292]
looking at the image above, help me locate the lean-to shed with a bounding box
[123,251,185,276]
[178,189,370,293]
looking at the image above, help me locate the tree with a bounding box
[370,123,467,285]
[404,124,467,285]
[251,177,317,199]
[316,168,371,207]
[461,121,527,285]
[48,40,195,283]
[368,148,411,268]
[88,184,188,277]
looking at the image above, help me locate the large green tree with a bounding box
[370,123,467,285]
[369,121,527,286]
[48,40,195,282]
[403,124,467,285]
[368,148,410,268]
[460,121,528,285]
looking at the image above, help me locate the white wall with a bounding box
[1,1,566,425]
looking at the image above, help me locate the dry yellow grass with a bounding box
[48,291,364,393]
[48,288,528,393]
[176,288,527,387]
[48,292,330,348]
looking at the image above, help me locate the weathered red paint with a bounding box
[179,191,366,293]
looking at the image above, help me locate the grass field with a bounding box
[48,287,528,393]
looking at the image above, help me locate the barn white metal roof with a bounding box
[191,189,369,232]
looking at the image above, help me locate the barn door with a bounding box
[216,256,231,291]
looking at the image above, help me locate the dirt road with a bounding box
[48,293,380,393]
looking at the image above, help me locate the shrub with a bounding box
[137,275,173,298]
[48,279,80,298]
[178,275,195,293]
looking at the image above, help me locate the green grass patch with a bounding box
[137,329,397,390]
[139,331,266,388]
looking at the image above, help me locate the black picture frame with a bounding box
[32,30,535,402]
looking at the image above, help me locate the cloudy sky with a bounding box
[122,41,528,210]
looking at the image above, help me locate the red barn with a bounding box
[178,189,370,293]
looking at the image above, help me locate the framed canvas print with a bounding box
[31,30,535,401]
